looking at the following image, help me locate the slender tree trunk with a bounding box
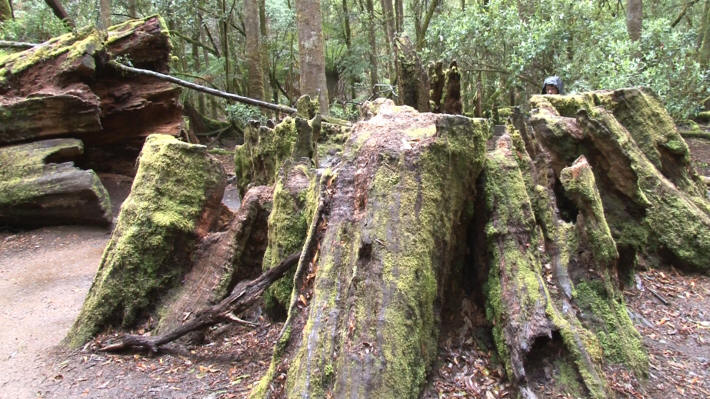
[0,0,12,21]
[259,0,271,101]
[380,0,396,81]
[193,12,206,114]
[626,0,643,41]
[364,0,379,92]
[99,0,112,31]
[245,0,265,99]
[295,0,329,114]
[127,0,137,18]
[220,0,232,92]
[700,0,710,66]
[394,0,403,33]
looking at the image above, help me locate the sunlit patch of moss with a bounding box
[65,135,224,347]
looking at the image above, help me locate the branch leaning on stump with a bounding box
[99,252,301,353]
[107,60,298,114]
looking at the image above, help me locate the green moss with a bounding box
[234,115,317,196]
[65,135,224,347]
[697,111,710,123]
[574,282,647,375]
[262,162,317,315]
[276,114,488,398]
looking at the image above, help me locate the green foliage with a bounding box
[225,103,266,129]
[0,0,68,42]
[426,0,710,119]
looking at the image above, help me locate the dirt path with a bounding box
[0,225,110,398]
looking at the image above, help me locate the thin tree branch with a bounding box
[0,40,38,49]
[171,30,219,56]
[108,60,298,114]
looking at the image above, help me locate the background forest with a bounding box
[2,0,709,123]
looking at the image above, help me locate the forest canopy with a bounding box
[1,0,709,121]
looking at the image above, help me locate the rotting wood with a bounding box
[99,252,300,353]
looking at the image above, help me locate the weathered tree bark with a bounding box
[395,36,430,111]
[234,96,320,195]
[443,61,462,114]
[0,138,111,227]
[626,0,643,42]
[66,135,226,347]
[261,160,316,318]
[700,0,710,66]
[530,88,710,272]
[155,186,273,334]
[251,100,488,397]
[428,61,444,113]
[0,16,183,175]
[295,0,329,114]
[245,0,265,100]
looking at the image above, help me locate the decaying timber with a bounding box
[252,100,488,397]
[0,16,182,175]
[0,138,111,226]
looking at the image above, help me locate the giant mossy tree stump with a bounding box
[66,135,225,346]
[252,100,488,397]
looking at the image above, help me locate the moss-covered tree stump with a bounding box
[252,100,488,397]
[66,135,225,346]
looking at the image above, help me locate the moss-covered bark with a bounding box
[252,100,487,398]
[261,160,317,317]
[233,101,319,196]
[0,138,111,227]
[530,88,710,273]
[66,135,225,347]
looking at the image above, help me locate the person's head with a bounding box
[541,76,564,95]
[544,84,559,94]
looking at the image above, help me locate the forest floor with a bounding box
[1,134,709,399]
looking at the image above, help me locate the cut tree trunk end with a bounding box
[0,138,112,227]
[0,16,183,176]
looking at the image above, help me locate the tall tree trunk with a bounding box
[127,0,137,18]
[394,0,403,33]
[415,0,441,50]
[99,0,111,31]
[220,0,232,92]
[193,12,206,114]
[700,0,710,66]
[626,0,643,41]
[364,0,379,93]
[295,0,329,114]
[0,0,12,21]
[245,0,265,100]
[380,0,396,81]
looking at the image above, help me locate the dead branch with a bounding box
[0,40,38,49]
[99,252,301,353]
[107,60,298,115]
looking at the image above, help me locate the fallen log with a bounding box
[0,16,182,175]
[99,252,300,353]
[0,138,111,226]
